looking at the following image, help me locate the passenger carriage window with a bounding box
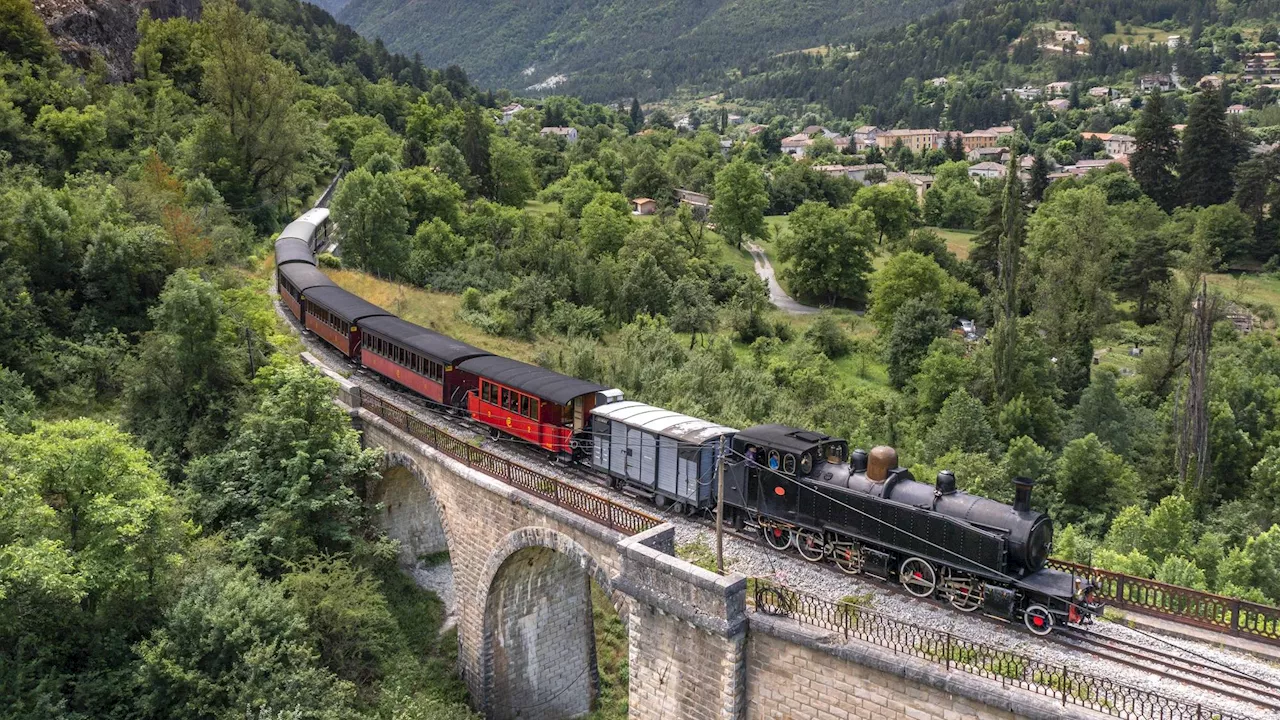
[768,450,780,471]
[530,398,539,418]
[501,388,511,410]
[520,396,529,417]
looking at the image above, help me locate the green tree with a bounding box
[867,250,975,333]
[803,312,851,358]
[669,275,717,348]
[1132,90,1181,212]
[923,161,988,229]
[912,338,978,414]
[1192,203,1254,266]
[34,104,106,170]
[885,299,951,389]
[0,366,35,433]
[406,219,467,284]
[489,135,537,206]
[1067,369,1130,456]
[196,0,310,202]
[923,389,996,460]
[459,104,494,195]
[1117,199,1173,324]
[1026,187,1122,400]
[396,166,465,228]
[0,0,55,63]
[710,158,768,250]
[124,270,247,474]
[620,253,673,320]
[992,153,1025,402]
[1027,153,1051,204]
[579,192,633,256]
[185,363,379,571]
[331,167,409,277]
[854,182,918,245]
[1217,525,1280,602]
[1049,434,1141,535]
[778,202,876,306]
[629,98,644,131]
[1180,84,1237,208]
[137,561,356,719]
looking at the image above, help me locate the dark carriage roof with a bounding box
[737,424,839,454]
[359,315,492,365]
[277,208,330,243]
[280,263,336,292]
[275,237,316,266]
[304,285,392,323]
[457,356,607,405]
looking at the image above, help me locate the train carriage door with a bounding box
[573,397,585,431]
[625,425,643,483]
[640,430,658,489]
[592,416,610,470]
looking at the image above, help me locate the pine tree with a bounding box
[1180,85,1236,208]
[629,98,644,132]
[1132,90,1181,212]
[992,152,1024,403]
[1028,153,1050,203]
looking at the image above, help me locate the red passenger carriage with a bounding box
[358,315,492,407]
[456,356,615,461]
[302,286,391,360]
[277,262,334,322]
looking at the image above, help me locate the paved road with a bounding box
[747,242,819,315]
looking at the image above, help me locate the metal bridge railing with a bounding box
[751,577,1252,720]
[1047,559,1280,646]
[361,393,661,535]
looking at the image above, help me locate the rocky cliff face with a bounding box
[33,0,201,81]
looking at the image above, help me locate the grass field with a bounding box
[1207,271,1280,313]
[928,226,977,259]
[1101,23,1183,46]
[325,269,540,361]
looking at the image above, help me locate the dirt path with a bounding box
[747,242,818,315]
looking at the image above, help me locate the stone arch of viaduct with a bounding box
[308,354,1102,720]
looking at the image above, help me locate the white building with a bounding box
[968,161,1007,179]
[540,126,579,143]
[500,103,525,124]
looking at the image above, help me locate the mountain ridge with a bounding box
[333,0,959,98]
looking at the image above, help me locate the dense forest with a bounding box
[333,0,958,100]
[0,0,486,716]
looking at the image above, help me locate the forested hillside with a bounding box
[729,0,1280,125]
[334,0,957,99]
[0,0,486,715]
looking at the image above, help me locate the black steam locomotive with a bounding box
[720,425,1099,635]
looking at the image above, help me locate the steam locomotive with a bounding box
[273,206,1100,636]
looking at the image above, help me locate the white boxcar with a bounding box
[590,401,736,510]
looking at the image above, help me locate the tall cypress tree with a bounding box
[1180,85,1236,208]
[992,152,1025,403]
[629,98,644,132]
[1028,153,1050,203]
[1132,90,1181,212]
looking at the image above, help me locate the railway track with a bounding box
[1054,628,1280,713]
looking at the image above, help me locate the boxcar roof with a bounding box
[305,286,392,323]
[360,315,492,365]
[591,401,735,445]
[280,263,336,292]
[457,356,607,405]
[737,424,836,454]
[275,237,316,266]
[277,208,330,242]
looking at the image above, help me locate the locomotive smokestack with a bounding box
[935,470,957,495]
[1013,477,1035,513]
[867,446,897,482]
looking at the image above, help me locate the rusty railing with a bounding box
[1048,559,1280,646]
[361,393,661,535]
[752,577,1252,720]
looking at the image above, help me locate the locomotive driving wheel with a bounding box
[1023,604,1055,636]
[761,522,794,551]
[794,529,826,562]
[898,557,937,598]
[940,569,984,612]
[831,542,864,575]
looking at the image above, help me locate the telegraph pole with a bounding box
[715,435,727,574]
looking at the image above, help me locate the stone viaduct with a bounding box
[305,354,1099,720]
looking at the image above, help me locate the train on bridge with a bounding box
[275,209,1101,637]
